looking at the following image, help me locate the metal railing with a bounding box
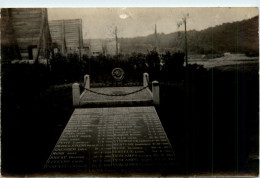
[83,75,149,97]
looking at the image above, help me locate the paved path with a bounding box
[79,87,153,107]
[45,106,175,174]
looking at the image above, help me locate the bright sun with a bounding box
[119,14,129,19]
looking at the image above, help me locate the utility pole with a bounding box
[184,18,188,67]
[177,13,189,67]
[115,26,118,57]
[178,14,190,166]
[78,25,82,60]
[154,24,158,51]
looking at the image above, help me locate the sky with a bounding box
[47,7,259,39]
[1,0,260,7]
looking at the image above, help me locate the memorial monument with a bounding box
[44,72,176,174]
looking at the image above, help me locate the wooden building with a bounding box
[49,19,83,57]
[1,8,52,63]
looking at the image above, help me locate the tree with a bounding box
[161,51,185,81]
[145,50,160,79]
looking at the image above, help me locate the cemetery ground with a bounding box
[1,62,259,176]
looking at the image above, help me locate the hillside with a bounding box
[118,16,259,55]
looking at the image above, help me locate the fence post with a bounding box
[72,83,80,107]
[143,73,149,87]
[152,81,160,105]
[84,74,90,89]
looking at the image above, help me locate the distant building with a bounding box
[104,39,120,56]
[82,39,90,57]
[87,39,105,56]
[49,19,83,57]
[1,8,52,62]
[85,38,120,57]
[81,46,90,57]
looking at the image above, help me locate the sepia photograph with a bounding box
[0,7,259,176]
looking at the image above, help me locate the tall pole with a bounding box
[155,24,158,50]
[183,16,189,173]
[115,26,118,58]
[184,18,188,67]
[78,25,82,60]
